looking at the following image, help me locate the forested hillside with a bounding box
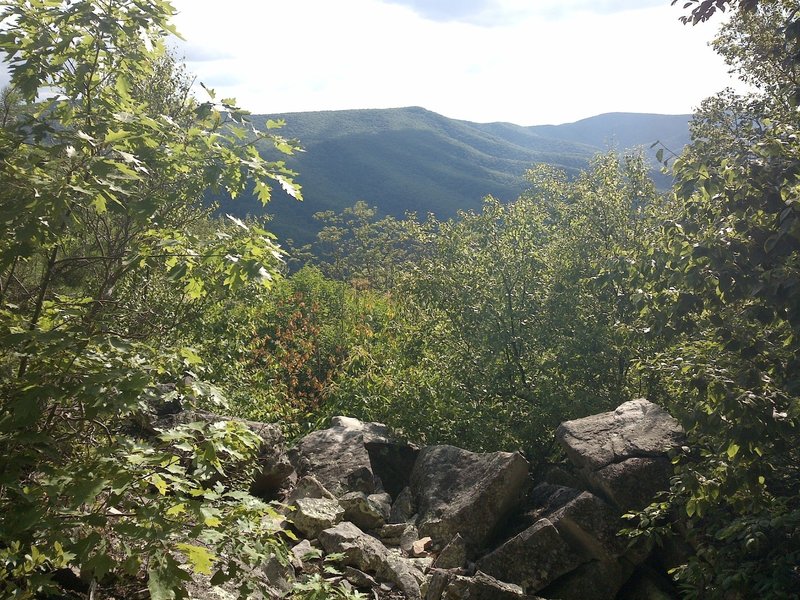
[227,108,690,245]
[0,0,798,599]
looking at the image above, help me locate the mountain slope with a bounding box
[223,107,690,245]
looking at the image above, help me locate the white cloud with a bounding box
[169,0,741,125]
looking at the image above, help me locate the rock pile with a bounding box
[182,400,686,599]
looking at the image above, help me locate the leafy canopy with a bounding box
[0,0,302,597]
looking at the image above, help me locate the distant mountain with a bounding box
[221,107,691,246]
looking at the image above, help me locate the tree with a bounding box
[623,3,800,596]
[309,200,420,292]
[673,0,759,24]
[0,1,301,597]
[328,153,663,460]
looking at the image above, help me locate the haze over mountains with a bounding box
[222,107,691,245]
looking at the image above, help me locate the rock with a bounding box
[586,456,674,511]
[547,491,628,562]
[318,521,423,600]
[432,533,467,570]
[555,399,684,511]
[512,483,583,534]
[290,539,318,566]
[291,497,344,538]
[539,559,633,600]
[369,492,393,519]
[262,554,295,597]
[556,399,684,471]
[410,556,433,572]
[343,566,379,589]
[476,518,584,593]
[410,445,529,552]
[400,524,420,555]
[289,416,393,497]
[339,491,391,531]
[411,537,433,558]
[542,464,584,489]
[390,486,416,524]
[424,569,450,600]
[442,571,528,600]
[287,475,336,505]
[364,438,420,498]
[379,522,407,546]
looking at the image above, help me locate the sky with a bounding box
[0,0,744,127]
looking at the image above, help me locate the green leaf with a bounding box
[67,478,107,508]
[176,543,216,575]
[686,497,697,518]
[179,347,203,366]
[150,473,168,495]
[726,442,740,459]
[148,566,177,600]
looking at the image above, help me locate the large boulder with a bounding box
[339,491,392,531]
[410,445,529,553]
[539,559,634,600]
[556,399,684,510]
[291,497,344,538]
[318,521,423,600]
[289,416,400,497]
[476,518,585,593]
[547,490,629,562]
[427,570,530,600]
[585,456,675,512]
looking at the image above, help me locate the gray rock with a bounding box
[556,399,684,471]
[516,483,583,530]
[411,445,529,552]
[343,566,379,589]
[262,554,295,597]
[548,491,628,562]
[291,497,344,538]
[390,486,416,524]
[540,559,634,600]
[476,518,584,593]
[410,556,433,573]
[555,399,684,512]
[586,456,674,511]
[290,539,318,567]
[424,569,450,600]
[379,522,407,545]
[400,523,420,555]
[339,491,391,531]
[318,521,422,600]
[287,475,336,505]
[442,571,528,600]
[290,416,392,497]
[433,533,467,570]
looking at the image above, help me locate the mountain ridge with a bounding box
[222,107,691,245]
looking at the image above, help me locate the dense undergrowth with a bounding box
[0,0,798,598]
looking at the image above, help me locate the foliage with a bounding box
[325,153,663,460]
[289,552,366,600]
[0,0,301,597]
[673,0,759,24]
[624,2,800,596]
[308,201,420,291]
